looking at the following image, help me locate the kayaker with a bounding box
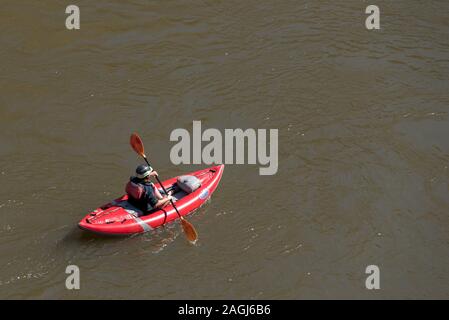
[126,164,173,212]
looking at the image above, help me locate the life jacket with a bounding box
[126,180,145,201]
[126,177,158,211]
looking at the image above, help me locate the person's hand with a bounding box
[150,170,158,177]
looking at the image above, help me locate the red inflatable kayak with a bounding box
[78,165,224,235]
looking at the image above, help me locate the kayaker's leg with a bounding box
[154,185,174,198]
[153,196,172,209]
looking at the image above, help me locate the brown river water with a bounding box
[0,1,448,299]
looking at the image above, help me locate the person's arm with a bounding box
[153,184,163,200]
[148,171,164,199]
[150,171,173,197]
[149,170,158,178]
[153,195,172,209]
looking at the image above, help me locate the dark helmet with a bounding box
[136,164,153,179]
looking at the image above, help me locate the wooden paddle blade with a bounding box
[130,133,146,157]
[181,218,198,243]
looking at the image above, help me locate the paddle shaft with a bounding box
[142,156,183,219]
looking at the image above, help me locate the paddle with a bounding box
[130,133,198,243]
